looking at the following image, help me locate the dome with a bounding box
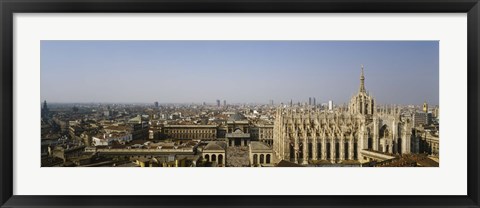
[204,141,227,151]
[234,129,243,133]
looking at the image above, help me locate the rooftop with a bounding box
[250,141,272,151]
[228,112,247,121]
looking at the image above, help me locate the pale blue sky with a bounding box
[41,41,439,105]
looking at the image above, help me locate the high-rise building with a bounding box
[216,100,221,107]
[154,101,159,108]
[309,97,312,105]
[313,97,316,106]
[223,100,227,106]
[433,105,440,118]
[414,112,428,126]
[328,100,333,111]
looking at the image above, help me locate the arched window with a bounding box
[290,143,295,161]
[266,154,271,164]
[212,154,217,162]
[253,154,258,165]
[205,154,210,162]
[260,154,265,164]
[218,154,223,165]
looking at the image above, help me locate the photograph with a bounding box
[2,0,478,207]
[40,40,440,168]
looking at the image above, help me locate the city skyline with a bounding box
[41,41,439,105]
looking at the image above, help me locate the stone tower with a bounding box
[349,65,375,116]
[423,101,428,113]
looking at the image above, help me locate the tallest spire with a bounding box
[359,64,366,93]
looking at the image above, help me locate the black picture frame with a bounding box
[1,0,479,207]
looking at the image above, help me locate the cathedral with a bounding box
[272,65,417,165]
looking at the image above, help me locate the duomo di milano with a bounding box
[273,65,423,165]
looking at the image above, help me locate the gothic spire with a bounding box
[359,64,366,93]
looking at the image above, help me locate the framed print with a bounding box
[1,0,479,207]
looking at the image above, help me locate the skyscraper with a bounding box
[216,100,221,107]
[154,101,159,108]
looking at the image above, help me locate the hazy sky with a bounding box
[41,41,439,105]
